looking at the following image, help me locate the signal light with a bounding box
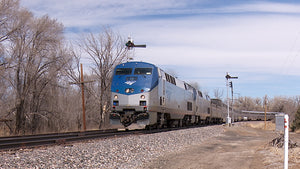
[125,37,146,49]
[125,88,134,93]
[126,41,135,48]
[229,81,233,88]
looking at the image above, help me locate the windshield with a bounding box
[115,68,132,75]
[134,68,152,75]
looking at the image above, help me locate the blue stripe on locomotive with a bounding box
[111,62,159,95]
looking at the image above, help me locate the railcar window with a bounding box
[170,76,176,85]
[134,68,152,75]
[187,102,192,111]
[165,73,176,85]
[115,68,132,75]
[206,95,210,101]
[166,73,170,82]
[198,91,203,98]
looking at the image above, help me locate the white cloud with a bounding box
[21,1,300,27]
[21,0,190,27]
[19,0,300,97]
[121,14,300,77]
[230,2,300,14]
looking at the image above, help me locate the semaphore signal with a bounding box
[125,37,146,49]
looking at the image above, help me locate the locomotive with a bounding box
[109,61,225,129]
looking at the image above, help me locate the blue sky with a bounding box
[21,0,300,99]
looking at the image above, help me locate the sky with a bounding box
[20,0,300,99]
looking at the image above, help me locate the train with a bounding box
[109,61,274,129]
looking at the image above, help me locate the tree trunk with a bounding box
[15,98,25,135]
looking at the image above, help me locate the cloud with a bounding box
[21,1,300,27]
[122,14,300,76]
[20,0,300,97]
[20,0,190,27]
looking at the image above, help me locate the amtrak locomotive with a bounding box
[109,61,221,129]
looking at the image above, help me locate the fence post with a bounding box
[284,114,289,169]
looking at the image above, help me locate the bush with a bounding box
[291,107,300,132]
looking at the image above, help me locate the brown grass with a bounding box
[245,121,276,130]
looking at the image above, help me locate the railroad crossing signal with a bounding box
[126,37,146,49]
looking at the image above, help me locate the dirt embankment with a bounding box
[146,122,300,169]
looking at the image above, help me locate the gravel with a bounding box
[0,125,224,168]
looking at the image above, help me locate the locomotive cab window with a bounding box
[134,68,152,75]
[115,68,132,75]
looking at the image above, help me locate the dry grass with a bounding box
[246,121,300,169]
[245,121,276,130]
[261,146,300,169]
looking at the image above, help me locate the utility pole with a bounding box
[264,95,268,130]
[225,72,238,125]
[80,64,86,131]
[70,64,94,131]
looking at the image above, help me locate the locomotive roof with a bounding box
[115,61,209,99]
[116,61,157,68]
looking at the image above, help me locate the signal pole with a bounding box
[225,72,238,125]
[230,81,234,121]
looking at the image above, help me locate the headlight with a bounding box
[114,95,118,99]
[140,95,145,99]
[125,88,134,93]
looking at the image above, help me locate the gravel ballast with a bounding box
[0,125,224,168]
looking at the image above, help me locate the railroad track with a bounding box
[0,129,146,151]
[0,125,206,151]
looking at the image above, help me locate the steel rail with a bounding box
[0,129,143,150]
[0,125,212,151]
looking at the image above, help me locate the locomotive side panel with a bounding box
[164,81,188,119]
[110,61,250,129]
[197,97,211,120]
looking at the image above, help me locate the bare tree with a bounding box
[4,12,67,134]
[234,96,256,111]
[0,0,26,43]
[213,88,224,99]
[78,28,129,128]
[0,0,30,72]
[269,96,297,120]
